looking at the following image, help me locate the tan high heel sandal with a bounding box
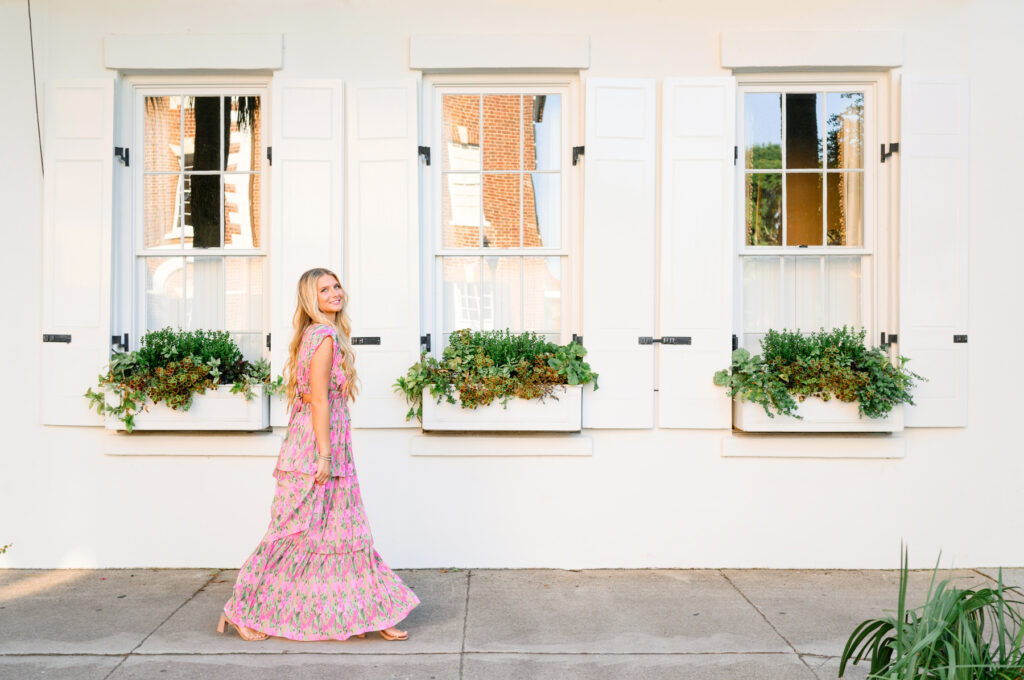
[217,613,269,641]
[378,628,408,641]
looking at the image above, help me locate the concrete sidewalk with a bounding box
[1,567,1021,680]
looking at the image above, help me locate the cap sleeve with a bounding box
[307,324,337,356]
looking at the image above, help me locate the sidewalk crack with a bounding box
[459,569,471,680]
[719,570,818,678]
[102,569,221,680]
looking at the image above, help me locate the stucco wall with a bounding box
[1,0,1022,569]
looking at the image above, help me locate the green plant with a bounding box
[840,547,1024,679]
[712,327,923,419]
[85,328,285,431]
[0,543,11,555]
[394,329,599,421]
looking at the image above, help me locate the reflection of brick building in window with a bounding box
[440,93,561,338]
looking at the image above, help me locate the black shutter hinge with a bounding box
[420,333,431,352]
[266,333,271,350]
[266,146,272,166]
[953,334,968,344]
[352,336,381,345]
[880,332,898,347]
[639,336,692,345]
[881,142,900,163]
[418,146,431,166]
[111,333,129,352]
[114,147,130,166]
[572,146,585,166]
[43,334,71,343]
[733,146,738,166]
[732,334,738,351]
[572,333,583,345]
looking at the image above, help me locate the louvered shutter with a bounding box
[269,79,345,425]
[41,80,115,425]
[657,77,736,428]
[581,78,657,428]
[899,75,969,426]
[345,80,420,428]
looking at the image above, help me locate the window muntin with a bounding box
[432,85,571,348]
[135,89,267,360]
[737,81,875,351]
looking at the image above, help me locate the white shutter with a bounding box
[41,80,114,425]
[899,75,969,426]
[657,77,736,428]
[345,80,420,428]
[581,78,657,428]
[269,79,345,425]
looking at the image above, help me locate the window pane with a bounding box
[225,96,260,172]
[784,256,824,331]
[443,173,481,248]
[443,94,480,172]
[184,257,225,331]
[785,93,823,169]
[144,174,183,249]
[827,172,863,246]
[524,94,560,171]
[184,96,221,171]
[225,257,265,360]
[745,173,782,245]
[826,92,863,169]
[742,256,781,349]
[482,95,521,171]
[482,173,521,248]
[144,96,182,172]
[224,173,261,248]
[785,173,823,246]
[442,256,523,334]
[523,257,561,336]
[145,256,185,330]
[744,93,782,169]
[184,173,222,248]
[826,256,863,330]
[524,173,560,248]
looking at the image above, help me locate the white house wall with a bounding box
[2,0,1022,569]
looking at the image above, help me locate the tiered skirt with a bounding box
[223,469,420,640]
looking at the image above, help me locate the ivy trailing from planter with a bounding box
[712,327,922,419]
[394,329,599,422]
[84,328,285,431]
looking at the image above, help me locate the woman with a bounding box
[218,267,419,642]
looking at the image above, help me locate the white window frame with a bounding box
[114,75,271,356]
[733,71,893,351]
[419,73,581,356]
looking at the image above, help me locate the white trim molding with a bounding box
[721,31,903,70]
[410,34,590,71]
[410,433,593,457]
[721,433,906,459]
[104,34,283,71]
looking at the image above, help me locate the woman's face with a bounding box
[316,274,344,314]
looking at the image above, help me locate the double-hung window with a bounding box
[424,79,577,349]
[130,82,268,360]
[736,76,882,350]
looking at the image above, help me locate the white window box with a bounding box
[421,385,583,432]
[733,397,903,433]
[105,385,271,432]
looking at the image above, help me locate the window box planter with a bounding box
[421,385,582,432]
[105,385,271,432]
[733,397,904,433]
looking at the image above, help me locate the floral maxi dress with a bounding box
[223,323,420,640]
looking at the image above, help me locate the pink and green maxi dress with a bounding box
[223,323,420,640]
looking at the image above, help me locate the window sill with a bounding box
[102,430,282,457]
[421,386,583,433]
[733,399,904,433]
[410,432,592,457]
[721,431,905,459]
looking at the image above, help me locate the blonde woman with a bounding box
[219,267,419,642]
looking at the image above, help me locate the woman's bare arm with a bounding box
[309,336,333,483]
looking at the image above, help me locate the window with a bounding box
[129,82,268,360]
[736,77,883,351]
[424,78,578,350]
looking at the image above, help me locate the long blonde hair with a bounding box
[285,268,359,405]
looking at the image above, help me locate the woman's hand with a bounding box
[315,456,330,484]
